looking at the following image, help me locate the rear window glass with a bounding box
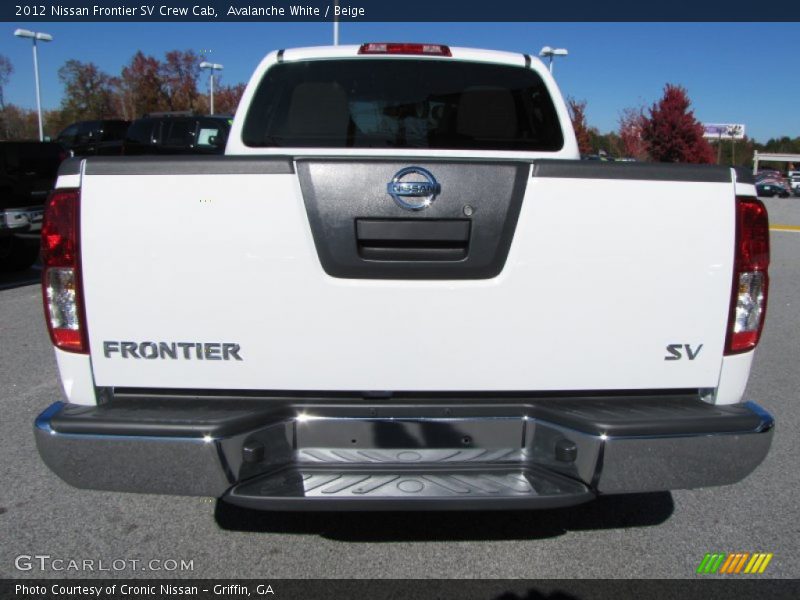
[197,127,219,145]
[242,59,564,151]
[126,120,155,145]
[196,119,230,147]
[101,121,130,140]
[164,121,194,146]
[58,124,79,140]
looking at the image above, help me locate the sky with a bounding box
[1,21,798,142]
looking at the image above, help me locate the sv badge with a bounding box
[664,344,703,361]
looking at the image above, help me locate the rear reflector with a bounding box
[358,43,452,57]
[41,189,88,353]
[725,197,769,355]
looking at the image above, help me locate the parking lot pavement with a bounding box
[762,195,800,227]
[1,232,799,580]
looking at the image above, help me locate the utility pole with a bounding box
[333,0,339,45]
[14,29,53,141]
[199,62,223,115]
[538,46,568,74]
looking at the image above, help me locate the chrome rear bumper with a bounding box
[0,206,44,233]
[34,394,774,510]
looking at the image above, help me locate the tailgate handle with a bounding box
[356,219,470,262]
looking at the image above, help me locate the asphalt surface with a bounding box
[1,197,799,580]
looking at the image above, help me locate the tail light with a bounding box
[41,188,88,353]
[358,43,451,57]
[725,197,769,355]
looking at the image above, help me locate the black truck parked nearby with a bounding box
[122,113,231,155]
[56,120,131,157]
[0,141,65,271]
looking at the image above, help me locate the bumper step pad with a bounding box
[224,466,594,511]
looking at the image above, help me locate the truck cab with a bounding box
[56,120,131,157]
[0,141,65,271]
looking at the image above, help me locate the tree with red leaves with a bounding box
[57,60,118,123]
[618,106,648,160]
[211,82,246,116]
[641,84,714,164]
[0,55,12,111]
[119,51,169,118]
[161,50,202,112]
[567,97,593,156]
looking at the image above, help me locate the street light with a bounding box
[199,61,223,115]
[14,28,53,142]
[333,0,339,45]
[538,46,568,74]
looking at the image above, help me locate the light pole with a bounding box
[14,28,52,141]
[333,0,339,45]
[199,61,223,115]
[538,46,568,74]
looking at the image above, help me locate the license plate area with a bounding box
[295,417,524,453]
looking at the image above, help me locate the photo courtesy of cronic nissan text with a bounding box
[0,1,798,598]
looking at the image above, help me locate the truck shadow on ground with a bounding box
[214,491,673,542]
[0,264,40,291]
[494,589,580,600]
[491,592,582,600]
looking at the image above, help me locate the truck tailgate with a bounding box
[79,158,734,392]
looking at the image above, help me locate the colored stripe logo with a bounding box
[697,552,773,574]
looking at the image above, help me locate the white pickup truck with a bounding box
[35,43,773,511]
